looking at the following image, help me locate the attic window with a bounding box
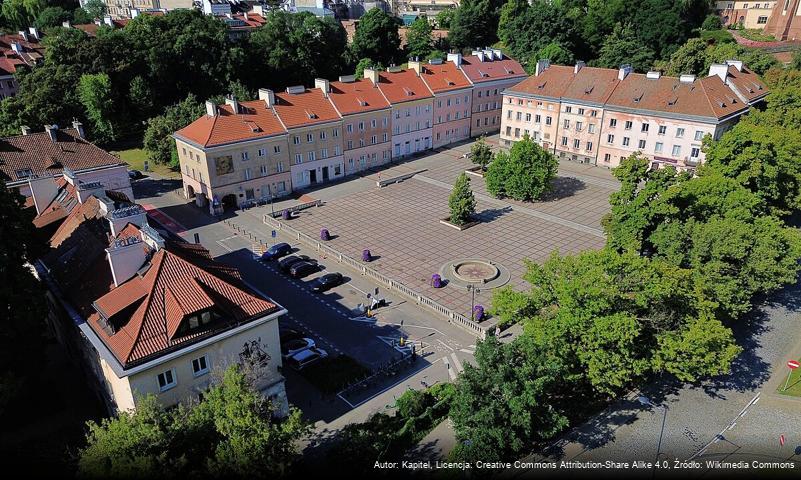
[584,86,594,95]
[356,97,368,106]
[537,82,546,90]
[446,80,455,86]
[633,93,643,103]
[477,69,489,78]
[245,121,261,133]
[402,87,414,96]
[727,96,737,104]
[15,168,33,179]
[305,109,318,119]
[717,100,726,108]
[667,97,678,106]
[503,67,513,74]
[176,309,220,336]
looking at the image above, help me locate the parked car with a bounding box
[281,337,315,359]
[310,272,344,292]
[128,170,143,180]
[288,261,319,278]
[278,254,311,272]
[279,327,304,343]
[286,347,328,370]
[261,242,292,261]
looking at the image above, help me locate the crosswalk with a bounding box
[442,352,465,381]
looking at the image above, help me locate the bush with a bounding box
[448,172,476,225]
[470,136,493,171]
[485,135,558,201]
[701,15,723,31]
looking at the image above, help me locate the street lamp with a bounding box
[269,190,275,218]
[466,284,481,320]
[638,395,668,480]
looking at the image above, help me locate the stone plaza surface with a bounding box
[282,145,618,318]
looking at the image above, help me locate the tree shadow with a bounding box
[132,177,182,198]
[474,206,513,223]
[541,176,587,202]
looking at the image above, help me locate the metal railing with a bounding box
[261,214,488,339]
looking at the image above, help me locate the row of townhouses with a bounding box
[0,28,45,100]
[500,59,768,171]
[173,49,526,213]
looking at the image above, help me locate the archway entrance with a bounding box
[221,194,238,211]
[186,184,196,199]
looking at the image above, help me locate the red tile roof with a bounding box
[328,78,390,116]
[419,61,472,93]
[562,66,621,105]
[0,33,45,72]
[506,65,577,99]
[459,54,526,84]
[272,88,341,128]
[723,65,768,104]
[0,128,124,184]
[375,69,433,104]
[175,100,287,148]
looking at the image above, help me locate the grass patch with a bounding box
[777,367,801,397]
[297,355,370,394]
[111,147,180,179]
[700,29,735,45]
[738,29,777,42]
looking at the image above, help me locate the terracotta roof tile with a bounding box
[175,100,286,148]
[562,67,621,104]
[459,54,526,84]
[419,61,472,93]
[375,69,433,104]
[723,65,768,104]
[328,78,390,116]
[272,88,341,128]
[506,65,576,99]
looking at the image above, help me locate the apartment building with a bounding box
[501,60,768,171]
[366,66,434,158]
[451,49,527,138]
[31,185,289,415]
[174,95,291,214]
[764,0,801,40]
[416,58,473,148]
[273,82,344,189]
[0,28,45,99]
[84,0,192,19]
[328,76,393,174]
[715,1,775,28]
[0,122,132,200]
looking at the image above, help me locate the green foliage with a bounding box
[737,28,777,42]
[77,73,116,143]
[143,94,204,165]
[449,0,498,50]
[78,365,308,478]
[354,57,380,79]
[594,23,656,72]
[448,172,477,225]
[485,135,558,201]
[406,17,434,60]
[792,49,801,70]
[530,42,573,72]
[661,37,778,76]
[498,0,576,67]
[435,7,457,29]
[698,29,735,45]
[470,136,493,170]
[82,0,107,20]
[350,8,400,67]
[701,14,722,31]
[33,6,71,30]
[1,0,45,29]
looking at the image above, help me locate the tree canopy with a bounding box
[349,8,400,67]
[485,134,558,201]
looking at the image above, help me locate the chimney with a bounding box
[44,124,58,142]
[363,68,379,86]
[680,74,696,84]
[11,42,22,54]
[338,74,356,83]
[107,204,147,237]
[447,52,462,66]
[224,95,239,113]
[314,78,330,97]
[646,71,662,80]
[62,20,72,28]
[618,64,633,80]
[408,60,423,76]
[725,59,743,72]
[75,180,105,203]
[205,100,218,116]
[252,5,265,15]
[20,125,31,135]
[106,234,148,287]
[472,50,485,62]
[708,63,729,82]
[130,8,140,18]
[103,15,114,28]
[535,59,550,76]
[72,120,85,139]
[574,60,586,74]
[28,27,40,40]
[243,11,249,21]
[483,49,494,61]
[28,176,60,215]
[492,49,503,60]
[17,30,28,42]
[258,88,275,107]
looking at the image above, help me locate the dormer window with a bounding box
[180,309,217,334]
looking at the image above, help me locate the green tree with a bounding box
[1,0,45,29]
[435,7,457,29]
[71,7,93,25]
[659,37,708,76]
[595,23,655,73]
[143,94,204,166]
[33,6,71,30]
[498,0,576,66]
[449,0,497,50]
[77,72,117,143]
[792,49,801,70]
[470,136,493,171]
[448,173,477,225]
[701,14,723,31]
[406,17,434,60]
[450,335,568,460]
[349,8,400,67]
[354,57,378,79]
[531,42,573,70]
[82,0,106,20]
[485,135,558,201]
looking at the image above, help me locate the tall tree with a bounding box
[594,23,655,72]
[449,0,497,50]
[497,0,577,68]
[485,135,558,201]
[405,17,434,60]
[349,8,400,67]
[77,73,116,143]
[143,94,204,166]
[448,173,477,225]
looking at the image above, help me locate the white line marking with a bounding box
[437,339,455,352]
[443,356,456,380]
[216,240,234,252]
[460,348,475,355]
[450,352,464,373]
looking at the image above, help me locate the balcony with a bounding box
[684,156,701,166]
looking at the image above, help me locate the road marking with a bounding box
[437,339,455,352]
[216,240,234,252]
[460,348,475,355]
[450,352,464,373]
[443,356,457,380]
[688,392,761,461]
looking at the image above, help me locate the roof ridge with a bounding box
[697,77,717,117]
[123,249,166,363]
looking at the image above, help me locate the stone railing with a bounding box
[262,214,488,339]
[267,199,322,218]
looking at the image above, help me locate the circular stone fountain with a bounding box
[439,258,511,290]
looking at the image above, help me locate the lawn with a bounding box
[112,147,180,179]
[298,354,370,394]
[777,366,801,397]
[737,29,777,42]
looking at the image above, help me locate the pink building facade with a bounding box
[416,59,473,149]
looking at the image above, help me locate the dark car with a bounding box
[261,242,292,261]
[278,254,311,272]
[310,272,344,292]
[280,338,315,359]
[288,261,319,278]
[128,170,143,180]
[279,327,304,343]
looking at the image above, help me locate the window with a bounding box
[241,151,249,161]
[320,131,327,140]
[535,114,541,123]
[295,154,302,165]
[638,139,646,149]
[641,123,650,133]
[623,137,630,147]
[260,165,268,176]
[655,142,663,153]
[590,110,598,117]
[573,139,580,149]
[334,146,341,156]
[576,121,583,131]
[507,110,512,120]
[658,125,667,135]
[604,153,611,163]
[607,134,615,144]
[565,106,572,113]
[273,145,281,153]
[578,108,585,115]
[307,151,315,162]
[293,136,300,145]
[277,162,284,173]
[525,113,531,122]
[516,112,522,121]
[192,355,209,377]
[676,128,685,138]
[157,369,176,391]
[545,116,552,125]
[346,124,353,133]
[333,128,339,137]
[586,142,593,151]
[371,119,377,128]
[588,124,596,134]
[358,121,364,131]
[244,168,252,180]
[561,136,568,146]
[258,148,266,157]
[672,145,681,156]
[758,15,768,24]
[694,130,704,141]
[382,133,388,142]
[321,148,328,159]
[691,147,701,158]
[306,133,313,143]
[563,119,570,129]
[514,128,520,138]
[609,118,617,128]
[334,165,341,175]
[624,121,632,130]
[347,140,353,149]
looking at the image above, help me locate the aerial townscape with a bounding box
[2,0,801,478]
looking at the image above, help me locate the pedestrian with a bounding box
[495,326,500,337]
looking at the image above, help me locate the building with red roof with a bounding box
[415,59,473,148]
[0,28,45,99]
[501,59,768,171]
[34,188,289,414]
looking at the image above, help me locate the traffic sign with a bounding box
[788,360,800,370]
[271,230,277,238]
[780,434,786,446]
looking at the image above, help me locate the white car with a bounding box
[287,347,328,370]
[281,338,315,359]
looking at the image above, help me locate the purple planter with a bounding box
[431,274,442,288]
[362,249,372,262]
[320,228,330,241]
[282,209,291,220]
[472,305,485,321]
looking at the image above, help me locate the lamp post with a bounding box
[638,395,668,480]
[466,284,480,320]
[269,190,275,218]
